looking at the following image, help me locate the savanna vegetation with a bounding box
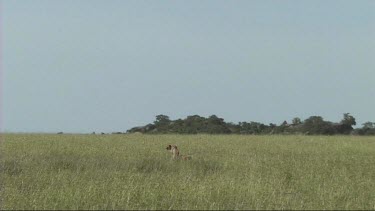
[127,113,375,136]
[1,134,375,210]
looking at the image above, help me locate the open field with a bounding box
[1,134,375,210]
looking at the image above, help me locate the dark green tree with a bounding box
[363,122,375,129]
[302,116,335,135]
[336,113,356,134]
[356,122,375,135]
[154,114,171,133]
[341,113,356,126]
[292,117,302,125]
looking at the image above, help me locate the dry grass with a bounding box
[1,134,375,210]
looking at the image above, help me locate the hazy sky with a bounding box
[2,0,375,133]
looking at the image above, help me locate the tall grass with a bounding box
[1,134,375,210]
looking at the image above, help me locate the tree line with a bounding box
[126,113,375,135]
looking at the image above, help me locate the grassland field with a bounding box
[1,134,375,210]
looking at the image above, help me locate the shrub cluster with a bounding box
[127,113,375,135]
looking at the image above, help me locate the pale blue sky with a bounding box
[2,0,375,133]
